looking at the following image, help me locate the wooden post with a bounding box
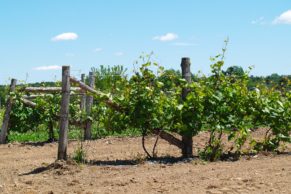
[58,66,70,160]
[48,120,55,142]
[84,72,95,140]
[80,74,86,110]
[0,79,17,144]
[181,58,193,158]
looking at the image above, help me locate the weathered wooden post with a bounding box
[181,58,193,157]
[80,74,86,110]
[58,66,70,160]
[48,120,55,142]
[84,72,95,140]
[0,79,17,144]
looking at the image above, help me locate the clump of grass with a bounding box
[72,142,87,164]
[133,153,147,164]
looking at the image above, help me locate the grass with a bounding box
[93,127,141,138]
[8,130,49,142]
[1,109,142,143]
[72,142,87,164]
[7,127,142,143]
[8,129,82,143]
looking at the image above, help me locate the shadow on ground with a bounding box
[20,156,198,176]
[19,151,291,176]
[20,140,57,147]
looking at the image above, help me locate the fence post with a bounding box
[84,72,95,140]
[0,79,17,144]
[181,57,193,158]
[48,120,55,142]
[58,66,70,160]
[80,74,86,110]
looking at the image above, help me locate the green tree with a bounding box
[224,66,244,77]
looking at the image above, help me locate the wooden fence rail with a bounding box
[21,98,37,107]
[24,87,83,93]
[70,76,123,111]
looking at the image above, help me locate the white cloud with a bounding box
[251,17,265,25]
[273,10,291,24]
[153,33,178,42]
[114,52,124,56]
[34,65,62,71]
[172,42,197,47]
[51,32,78,41]
[94,48,103,52]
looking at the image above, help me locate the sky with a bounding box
[0,0,291,84]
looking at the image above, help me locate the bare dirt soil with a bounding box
[0,130,290,194]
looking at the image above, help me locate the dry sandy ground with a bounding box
[0,131,290,194]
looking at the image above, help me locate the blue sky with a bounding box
[0,0,291,84]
